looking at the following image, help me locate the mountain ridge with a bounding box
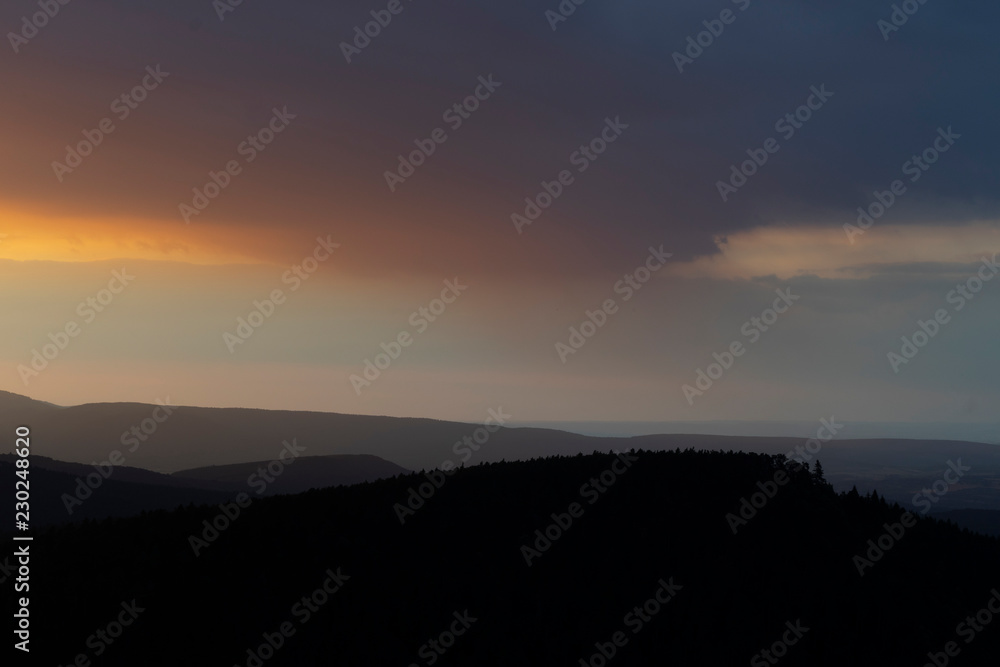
[3,391,998,513]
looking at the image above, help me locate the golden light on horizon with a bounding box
[0,203,289,266]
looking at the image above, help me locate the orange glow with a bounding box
[0,203,287,265]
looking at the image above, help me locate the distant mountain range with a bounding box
[0,451,408,528]
[518,419,1000,444]
[2,390,998,522]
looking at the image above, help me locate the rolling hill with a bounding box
[13,449,1000,666]
[3,391,998,514]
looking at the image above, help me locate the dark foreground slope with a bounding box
[14,450,1000,666]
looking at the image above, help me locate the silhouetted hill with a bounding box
[0,391,594,472]
[0,461,232,527]
[14,449,1000,666]
[3,392,999,514]
[0,453,233,491]
[0,452,409,526]
[934,509,1000,537]
[173,454,410,495]
[0,389,60,411]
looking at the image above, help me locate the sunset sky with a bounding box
[2,0,998,423]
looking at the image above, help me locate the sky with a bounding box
[1,0,998,424]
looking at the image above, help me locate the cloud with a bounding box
[668,222,1000,279]
[1,0,998,275]
[3,0,998,422]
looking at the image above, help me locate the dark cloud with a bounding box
[1,0,997,273]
